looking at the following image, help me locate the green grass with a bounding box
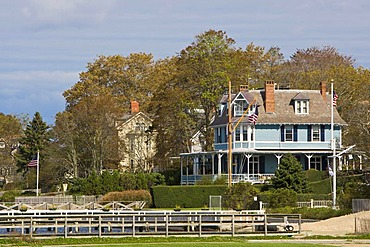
[0,237,342,247]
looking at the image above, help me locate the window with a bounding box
[295,100,309,114]
[234,94,248,116]
[311,156,322,170]
[217,128,221,143]
[312,125,320,141]
[285,125,293,141]
[243,125,248,141]
[234,124,252,142]
[249,156,260,174]
[235,127,240,141]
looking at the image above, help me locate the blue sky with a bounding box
[1,0,370,124]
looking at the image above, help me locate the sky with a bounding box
[1,0,370,124]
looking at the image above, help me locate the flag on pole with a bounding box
[27,155,38,167]
[333,91,339,107]
[248,105,259,125]
[328,165,334,177]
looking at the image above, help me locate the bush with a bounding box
[100,190,152,207]
[268,188,297,208]
[151,185,227,208]
[305,169,326,182]
[224,182,259,210]
[1,190,22,202]
[69,172,165,195]
[267,206,350,220]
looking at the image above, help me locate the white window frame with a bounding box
[285,125,293,142]
[295,100,309,114]
[311,156,322,170]
[312,125,320,142]
[234,124,254,142]
[234,95,249,116]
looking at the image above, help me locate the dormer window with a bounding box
[293,93,309,114]
[234,94,248,116]
[295,100,309,114]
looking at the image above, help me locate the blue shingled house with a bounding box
[180,81,347,185]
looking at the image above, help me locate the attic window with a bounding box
[295,100,309,114]
[234,94,249,116]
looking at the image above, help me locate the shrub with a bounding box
[224,182,259,210]
[1,190,22,202]
[305,169,326,182]
[268,188,297,208]
[100,190,152,207]
[151,185,227,208]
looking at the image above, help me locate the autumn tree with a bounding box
[63,53,159,112]
[0,113,23,185]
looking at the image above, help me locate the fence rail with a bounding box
[0,210,301,238]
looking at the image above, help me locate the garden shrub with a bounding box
[100,190,152,207]
[151,185,227,208]
[268,188,297,208]
[305,169,326,182]
[224,182,259,210]
[1,190,22,202]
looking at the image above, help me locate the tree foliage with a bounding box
[224,182,259,210]
[16,112,50,173]
[272,154,308,193]
[69,171,165,195]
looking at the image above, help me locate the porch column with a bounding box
[305,154,313,170]
[211,154,215,176]
[180,157,183,184]
[274,154,283,169]
[244,154,252,179]
[202,155,206,175]
[338,156,343,170]
[217,153,224,176]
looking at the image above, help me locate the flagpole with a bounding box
[228,80,232,187]
[36,150,39,197]
[331,80,336,209]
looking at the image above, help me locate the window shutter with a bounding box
[281,125,285,142]
[320,125,325,142]
[307,125,312,142]
[293,125,298,142]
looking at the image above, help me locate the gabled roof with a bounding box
[211,89,347,126]
[115,111,153,130]
[292,92,310,100]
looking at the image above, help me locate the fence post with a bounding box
[310,199,314,208]
[264,214,267,236]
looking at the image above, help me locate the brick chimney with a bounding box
[265,80,275,113]
[320,81,326,101]
[131,100,139,114]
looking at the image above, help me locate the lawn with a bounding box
[0,237,336,247]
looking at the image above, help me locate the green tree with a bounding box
[272,153,308,193]
[15,112,50,189]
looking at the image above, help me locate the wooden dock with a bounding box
[0,210,301,238]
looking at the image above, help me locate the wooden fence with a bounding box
[0,210,301,238]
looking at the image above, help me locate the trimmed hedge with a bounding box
[151,185,227,208]
[100,190,152,206]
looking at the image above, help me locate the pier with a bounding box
[0,210,301,238]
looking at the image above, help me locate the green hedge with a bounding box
[151,185,227,208]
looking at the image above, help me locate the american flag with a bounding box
[27,155,38,167]
[248,105,259,125]
[328,165,334,177]
[333,91,339,107]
